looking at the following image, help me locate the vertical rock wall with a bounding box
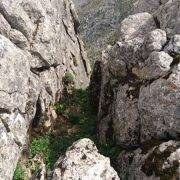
[0,0,90,179]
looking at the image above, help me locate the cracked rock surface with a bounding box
[0,0,90,179]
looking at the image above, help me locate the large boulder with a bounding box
[134,0,180,35]
[0,0,90,179]
[51,138,120,180]
[95,1,180,147]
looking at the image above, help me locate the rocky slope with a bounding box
[0,0,91,179]
[73,0,134,65]
[1,0,180,179]
[90,0,180,179]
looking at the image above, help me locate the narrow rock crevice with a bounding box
[77,36,89,76]
[31,96,43,129]
[170,52,180,68]
[69,3,80,34]
[62,19,76,43]
[0,118,11,132]
[154,16,161,29]
[0,107,11,114]
[30,63,59,74]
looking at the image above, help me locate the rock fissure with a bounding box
[0,117,10,132]
[62,19,76,43]
[77,36,90,76]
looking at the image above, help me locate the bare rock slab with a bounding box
[52,138,120,180]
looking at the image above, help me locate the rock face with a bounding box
[118,140,180,180]
[52,138,120,180]
[95,0,180,147]
[90,0,180,179]
[0,0,90,179]
[73,0,134,64]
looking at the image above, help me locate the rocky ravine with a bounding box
[0,0,91,179]
[1,0,180,180]
[90,0,180,179]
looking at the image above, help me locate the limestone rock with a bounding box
[95,1,180,147]
[118,140,180,180]
[165,34,180,54]
[120,12,156,42]
[51,138,120,180]
[0,0,90,179]
[134,0,180,35]
[138,79,180,142]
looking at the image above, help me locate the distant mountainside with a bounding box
[73,0,134,65]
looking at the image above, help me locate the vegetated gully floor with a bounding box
[13,87,122,179]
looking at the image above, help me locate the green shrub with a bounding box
[63,72,75,84]
[13,163,26,180]
[30,135,50,159]
[30,134,72,171]
[26,88,121,177]
[55,103,67,115]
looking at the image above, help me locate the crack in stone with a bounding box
[0,108,11,114]
[0,118,11,132]
[30,62,60,75]
[77,36,89,76]
[62,19,76,43]
[0,89,28,97]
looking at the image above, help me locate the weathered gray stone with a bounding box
[113,84,140,147]
[95,2,180,147]
[134,0,180,35]
[120,12,156,43]
[138,79,180,142]
[0,13,11,37]
[0,0,90,179]
[165,34,180,54]
[9,29,29,49]
[52,138,120,180]
[118,140,180,180]
[133,0,162,14]
[0,121,20,180]
[136,51,173,80]
[156,0,180,35]
[142,29,167,58]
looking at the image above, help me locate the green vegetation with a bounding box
[13,163,26,180]
[30,134,71,171]
[63,72,75,84]
[14,88,121,178]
